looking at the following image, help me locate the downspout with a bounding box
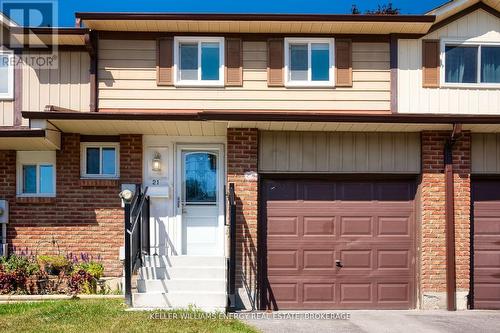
[444,123,462,311]
[84,31,98,112]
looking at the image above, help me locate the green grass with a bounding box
[0,299,259,333]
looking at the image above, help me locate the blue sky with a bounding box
[2,0,449,27]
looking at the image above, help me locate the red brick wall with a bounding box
[0,133,142,277]
[227,128,259,299]
[421,131,471,295]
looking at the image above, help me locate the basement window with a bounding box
[442,40,500,87]
[16,151,56,197]
[173,37,225,87]
[0,51,14,100]
[81,143,119,179]
[284,38,335,87]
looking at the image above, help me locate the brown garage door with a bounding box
[261,178,416,310]
[472,179,500,309]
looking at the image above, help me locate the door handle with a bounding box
[336,260,343,268]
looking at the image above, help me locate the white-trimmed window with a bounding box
[81,143,119,178]
[17,151,56,197]
[0,50,14,100]
[441,39,500,87]
[173,37,225,87]
[284,38,335,87]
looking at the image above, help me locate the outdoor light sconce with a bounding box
[152,151,162,172]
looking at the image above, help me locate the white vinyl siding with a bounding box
[98,39,390,111]
[398,8,500,114]
[22,51,91,112]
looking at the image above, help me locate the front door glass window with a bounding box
[184,152,217,204]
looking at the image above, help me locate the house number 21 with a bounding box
[152,179,160,185]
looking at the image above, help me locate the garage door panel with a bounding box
[303,250,336,269]
[340,217,374,236]
[340,283,373,303]
[378,216,411,236]
[376,182,416,201]
[267,250,299,270]
[267,216,299,236]
[474,217,500,235]
[473,179,500,309]
[303,182,336,200]
[303,283,336,303]
[377,283,411,303]
[264,178,416,310]
[378,250,411,270]
[340,250,372,269]
[303,217,336,236]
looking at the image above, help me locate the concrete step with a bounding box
[133,291,227,309]
[138,266,226,280]
[142,255,226,268]
[136,278,225,293]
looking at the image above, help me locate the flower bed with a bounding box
[0,251,114,295]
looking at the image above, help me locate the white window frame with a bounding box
[173,36,225,87]
[80,143,120,179]
[16,151,56,197]
[0,50,14,100]
[440,38,500,89]
[284,37,335,88]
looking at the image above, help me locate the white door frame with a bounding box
[175,143,225,256]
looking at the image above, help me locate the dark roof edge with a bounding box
[21,110,500,124]
[75,12,436,23]
[10,27,89,35]
[0,129,46,137]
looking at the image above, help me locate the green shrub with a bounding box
[0,254,39,276]
[37,255,71,275]
[73,262,104,279]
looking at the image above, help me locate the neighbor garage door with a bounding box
[472,179,500,309]
[262,178,416,310]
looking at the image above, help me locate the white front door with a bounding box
[177,145,224,256]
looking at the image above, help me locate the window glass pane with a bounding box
[184,152,217,203]
[0,54,9,94]
[481,46,500,83]
[86,148,100,174]
[39,165,54,194]
[445,45,478,83]
[290,43,308,81]
[23,165,36,194]
[102,148,116,175]
[311,43,330,81]
[179,43,198,80]
[201,42,220,81]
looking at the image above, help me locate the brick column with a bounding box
[421,131,471,309]
[227,128,258,310]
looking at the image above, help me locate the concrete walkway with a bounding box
[242,310,500,333]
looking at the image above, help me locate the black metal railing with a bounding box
[227,183,237,310]
[124,185,150,306]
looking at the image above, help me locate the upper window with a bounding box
[0,51,14,100]
[443,41,500,86]
[174,37,225,87]
[16,152,56,197]
[284,38,335,87]
[81,143,119,178]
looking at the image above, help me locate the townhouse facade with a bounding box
[0,0,499,311]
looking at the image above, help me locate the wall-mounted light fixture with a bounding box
[152,151,162,172]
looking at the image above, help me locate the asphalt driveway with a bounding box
[242,310,500,333]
